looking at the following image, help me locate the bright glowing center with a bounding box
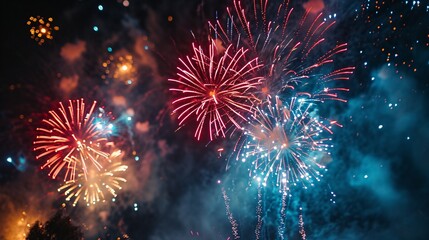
[261,86,269,95]
[209,90,218,104]
[76,140,82,148]
[121,65,128,71]
[72,134,85,150]
[269,126,289,150]
[41,28,47,33]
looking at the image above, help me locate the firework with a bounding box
[239,96,337,191]
[33,99,113,181]
[27,16,59,45]
[169,40,263,140]
[58,149,127,207]
[101,54,137,86]
[222,187,240,239]
[299,207,306,240]
[209,0,354,100]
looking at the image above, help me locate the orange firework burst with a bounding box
[169,39,263,140]
[101,54,136,85]
[27,16,59,45]
[33,99,113,181]
[58,149,128,207]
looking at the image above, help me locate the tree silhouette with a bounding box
[26,210,83,240]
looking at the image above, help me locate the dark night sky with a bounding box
[1,0,429,239]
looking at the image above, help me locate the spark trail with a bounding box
[255,186,263,240]
[222,187,240,239]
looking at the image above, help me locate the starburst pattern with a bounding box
[33,99,113,181]
[58,149,128,207]
[239,95,337,190]
[169,40,263,140]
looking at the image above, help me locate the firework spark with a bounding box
[222,187,240,239]
[27,16,59,45]
[209,0,354,100]
[58,149,128,207]
[299,207,306,240]
[101,54,137,86]
[278,191,288,239]
[33,99,114,181]
[255,186,263,240]
[169,39,263,140]
[239,95,337,191]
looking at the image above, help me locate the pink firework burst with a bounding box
[33,99,113,181]
[169,40,263,141]
[209,0,354,101]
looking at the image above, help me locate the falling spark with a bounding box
[222,187,240,239]
[255,186,263,240]
[299,207,306,240]
[278,191,288,239]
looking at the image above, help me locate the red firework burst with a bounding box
[169,40,263,140]
[33,99,113,181]
[209,0,354,100]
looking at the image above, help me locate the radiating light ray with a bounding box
[33,99,113,181]
[239,95,335,191]
[58,150,128,207]
[27,16,59,45]
[169,39,263,140]
[209,0,354,100]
